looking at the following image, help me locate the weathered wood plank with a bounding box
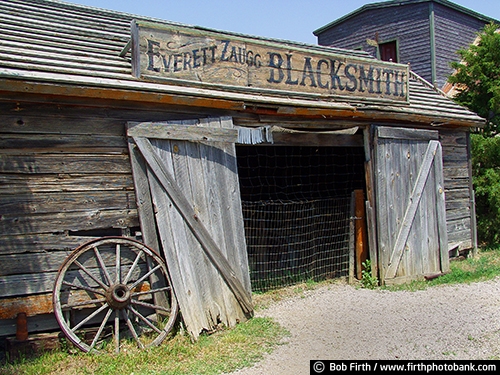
[0,134,127,153]
[434,143,450,273]
[0,271,60,297]
[447,218,471,233]
[385,141,439,279]
[443,178,469,190]
[0,154,131,174]
[130,118,252,339]
[442,148,468,162]
[0,174,134,194]
[0,234,108,255]
[0,312,59,337]
[0,209,138,236]
[180,130,226,327]
[446,207,472,221]
[374,135,390,281]
[0,191,136,215]
[0,252,71,276]
[128,122,238,143]
[374,126,448,283]
[448,230,473,248]
[0,293,54,320]
[363,127,378,279]
[0,115,125,136]
[146,138,207,337]
[212,117,252,292]
[441,129,474,251]
[127,137,160,253]
[133,136,253,314]
[354,189,368,279]
[444,199,471,210]
[0,247,143,276]
[444,188,470,201]
[127,122,364,147]
[439,130,468,146]
[198,117,251,325]
[443,166,469,179]
[377,126,439,141]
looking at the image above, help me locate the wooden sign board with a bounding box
[131,21,409,103]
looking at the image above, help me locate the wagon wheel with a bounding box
[53,236,178,353]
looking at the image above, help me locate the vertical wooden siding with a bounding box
[316,3,433,83]
[129,118,252,339]
[316,2,492,89]
[433,3,492,88]
[374,127,449,283]
[440,129,474,251]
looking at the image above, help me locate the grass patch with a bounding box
[0,317,289,375]
[382,247,500,292]
[3,248,500,374]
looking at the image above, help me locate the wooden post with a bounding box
[354,189,369,280]
[349,192,355,284]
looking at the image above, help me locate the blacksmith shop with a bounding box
[0,0,483,353]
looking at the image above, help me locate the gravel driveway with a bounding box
[227,278,500,374]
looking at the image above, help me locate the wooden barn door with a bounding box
[127,117,253,340]
[373,126,449,284]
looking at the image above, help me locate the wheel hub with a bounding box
[106,283,131,309]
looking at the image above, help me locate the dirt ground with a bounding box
[226,278,500,374]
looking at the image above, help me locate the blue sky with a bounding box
[68,0,500,44]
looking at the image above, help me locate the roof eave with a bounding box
[0,76,485,129]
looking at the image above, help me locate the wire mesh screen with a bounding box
[236,145,365,292]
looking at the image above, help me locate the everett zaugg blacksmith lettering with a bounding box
[266,52,406,97]
[133,21,409,102]
[145,39,262,72]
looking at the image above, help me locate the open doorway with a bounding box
[236,145,366,292]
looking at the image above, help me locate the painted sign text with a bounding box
[132,22,409,102]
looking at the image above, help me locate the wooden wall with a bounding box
[440,129,475,252]
[316,2,432,82]
[316,2,491,88]
[0,98,476,338]
[433,3,490,88]
[0,100,216,337]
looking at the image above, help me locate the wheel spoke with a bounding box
[71,303,109,332]
[114,309,120,354]
[62,281,106,296]
[123,250,144,285]
[132,285,171,297]
[74,260,109,290]
[93,246,112,286]
[115,243,121,284]
[129,264,161,290]
[128,305,163,334]
[89,307,113,351]
[131,299,171,313]
[122,309,144,349]
[53,237,178,353]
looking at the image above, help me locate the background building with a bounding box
[313,0,499,88]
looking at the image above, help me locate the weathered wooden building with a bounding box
[0,0,484,349]
[313,0,499,88]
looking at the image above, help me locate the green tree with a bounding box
[448,22,500,136]
[470,134,500,245]
[447,23,500,245]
